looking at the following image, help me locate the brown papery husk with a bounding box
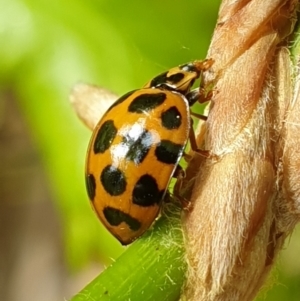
[182,1,299,300]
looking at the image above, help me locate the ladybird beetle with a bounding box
[85,59,213,245]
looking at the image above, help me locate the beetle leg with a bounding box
[186,87,213,106]
[190,111,207,121]
[172,165,193,210]
[172,164,185,196]
[173,164,185,179]
[189,126,211,158]
[199,85,214,104]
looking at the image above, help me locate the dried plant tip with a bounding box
[70,83,118,130]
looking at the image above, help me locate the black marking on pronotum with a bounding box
[107,90,137,113]
[155,140,184,165]
[85,173,96,200]
[123,129,153,165]
[161,106,182,130]
[103,206,141,231]
[149,71,168,88]
[167,73,185,84]
[149,72,185,88]
[93,120,117,154]
[132,174,164,207]
[101,165,127,196]
[128,92,166,113]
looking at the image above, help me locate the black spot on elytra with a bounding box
[155,140,184,164]
[106,90,137,113]
[123,129,153,165]
[85,173,96,200]
[132,174,164,207]
[161,106,182,129]
[93,120,117,154]
[103,206,141,231]
[128,93,166,113]
[101,165,127,196]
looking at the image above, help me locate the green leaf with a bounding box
[70,202,186,301]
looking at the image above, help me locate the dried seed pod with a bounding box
[182,1,299,300]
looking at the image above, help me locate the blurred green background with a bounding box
[0,0,299,300]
